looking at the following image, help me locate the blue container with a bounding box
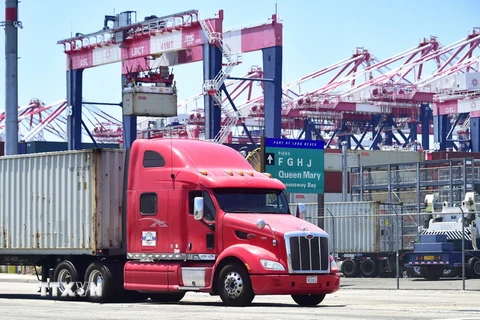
[419,234,448,243]
[414,242,453,252]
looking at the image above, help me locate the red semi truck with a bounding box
[0,139,339,306]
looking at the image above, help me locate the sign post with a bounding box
[264,138,324,194]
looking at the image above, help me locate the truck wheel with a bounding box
[53,260,82,299]
[149,292,186,303]
[291,294,326,307]
[420,266,443,280]
[218,263,255,306]
[406,266,421,278]
[341,259,359,277]
[467,257,480,278]
[360,260,378,278]
[84,262,116,303]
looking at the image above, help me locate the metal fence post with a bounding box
[460,205,466,290]
[395,206,400,289]
[326,208,335,259]
[341,141,348,202]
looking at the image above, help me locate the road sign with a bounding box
[264,138,324,194]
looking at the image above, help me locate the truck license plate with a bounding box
[306,276,318,284]
[423,256,434,260]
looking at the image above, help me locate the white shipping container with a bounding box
[324,154,359,172]
[123,85,178,117]
[324,193,344,202]
[325,150,422,173]
[323,202,404,254]
[0,149,126,255]
[356,150,423,167]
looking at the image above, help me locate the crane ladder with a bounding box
[198,15,242,143]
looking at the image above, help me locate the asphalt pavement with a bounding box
[0,273,39,283]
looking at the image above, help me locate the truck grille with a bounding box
[285,232,329,273]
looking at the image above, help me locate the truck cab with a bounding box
[123,139,339,306]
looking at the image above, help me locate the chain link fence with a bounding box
[289,201,480,291]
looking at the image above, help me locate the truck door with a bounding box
[186,190,216,255]
[136,191,170,254]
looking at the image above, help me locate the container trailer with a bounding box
[0,139,339,306]
[321,201,415,277]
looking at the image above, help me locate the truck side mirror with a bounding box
[296,203,306,219]
[257,219,266,229]
[194,197,204,220]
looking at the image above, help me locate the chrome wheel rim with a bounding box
[223,271,243,299]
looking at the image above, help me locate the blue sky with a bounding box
[1,0,479,117]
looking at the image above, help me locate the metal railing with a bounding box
[198,15,242,144]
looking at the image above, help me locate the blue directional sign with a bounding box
[264,138,324,194]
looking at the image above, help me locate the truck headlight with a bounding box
[260,259,285,271]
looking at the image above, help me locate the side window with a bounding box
[204,193,216,222]
[143,150,165,168]
[140,193,157,215]
[188,190,216,222]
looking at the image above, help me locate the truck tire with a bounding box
[84,261,116,303]
[341,259,359,278]
[291,294,326,307]
[467,257,480,278]
[149,292,186,303]
[53,260,83,299]
[218,262,255,306]
[420,266,443,280]
[407,266,422,278]
[360,259,378,278]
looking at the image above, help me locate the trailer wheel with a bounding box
[53,260,83,299]
[360,259,378,278]
[218,262,255,306]
[341,259,359,278]
[407,266,422,278]
[291,294,326,307]
[467,257,480,278]
[84,261,116,303]
[149,292,186,303]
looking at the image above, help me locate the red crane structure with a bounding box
[55,9,283,150]
[138,65,264,141]
[0,99,67,142]
[179,47,380,143]
[0,99,123,143]
[227,30,480,150]
[227,38,443,148]
[6,13,477,152]
[427,27,480,152]
[0,66,265,144]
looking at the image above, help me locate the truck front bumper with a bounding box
[250,273,340,295]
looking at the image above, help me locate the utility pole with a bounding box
[3,0,22,155]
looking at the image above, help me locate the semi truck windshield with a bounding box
[213,188,290,214]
